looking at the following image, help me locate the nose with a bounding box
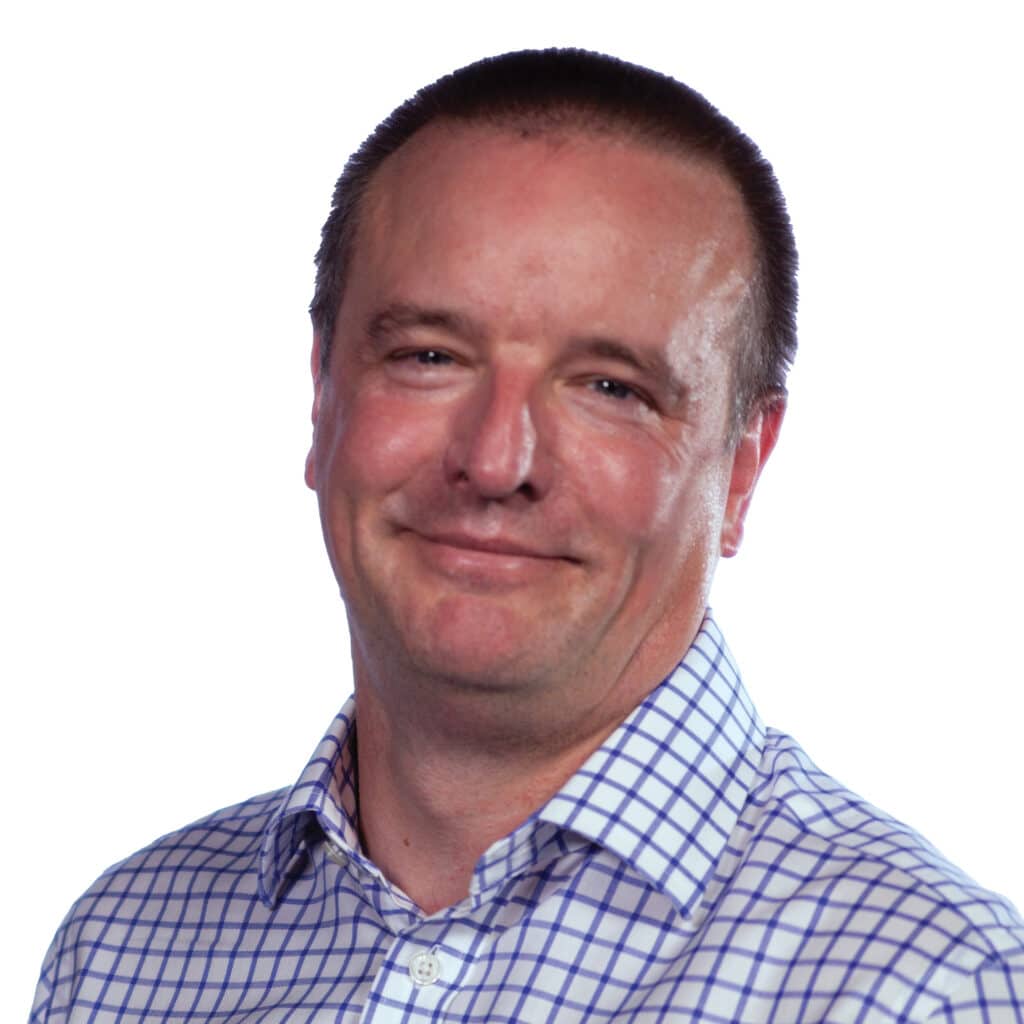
[444,370,550,501]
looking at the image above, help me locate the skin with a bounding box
[305,122,783,913]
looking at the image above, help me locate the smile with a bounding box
[421,531,559,559]
[407,530,575,587]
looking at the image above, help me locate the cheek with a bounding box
[320,390,447,497]
[567,431,688,540]
[564,422,730,567]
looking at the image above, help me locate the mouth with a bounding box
[420,531,568,560]
[403,528,579,586]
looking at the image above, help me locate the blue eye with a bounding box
[411,349,452,366]
[592,378,637,401]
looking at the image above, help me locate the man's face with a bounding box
[307,123,775,733]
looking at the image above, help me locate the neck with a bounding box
[354,675,617,913]
[349,611,704,913]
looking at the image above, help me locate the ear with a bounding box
[720,396,785,558]
[304,332,324,491]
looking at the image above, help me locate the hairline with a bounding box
[318,109,780,444]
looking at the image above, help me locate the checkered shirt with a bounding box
[32,616,1024,1022]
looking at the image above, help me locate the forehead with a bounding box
[351,121,755,352]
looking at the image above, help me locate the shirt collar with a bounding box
[258,612,763,915]
[257,700,360,906]
[535,613,765,917]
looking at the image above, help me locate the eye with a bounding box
[590,378,645,403]
[401,349,453,367]
[383,346,464,387]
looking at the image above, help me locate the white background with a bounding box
[4,2,1022,1017]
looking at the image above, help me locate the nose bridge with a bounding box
[452,363,545,498]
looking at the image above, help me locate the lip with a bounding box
[418,531,564,560]
[402,528,578,587]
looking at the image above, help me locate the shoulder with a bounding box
[32,787,289,1023]
[751,730,1024,929]
[79,786,286,902]
[61,785,287,922]
[727,729,1024,1014]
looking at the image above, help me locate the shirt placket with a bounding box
[359,914,484,1022]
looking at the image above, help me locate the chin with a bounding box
[400,596,576,692]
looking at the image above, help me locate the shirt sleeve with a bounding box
[28,918,72,1024]
[928,955,1024,1023]
[29,951,57,1024]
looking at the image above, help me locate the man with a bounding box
[33,49,1024,1023]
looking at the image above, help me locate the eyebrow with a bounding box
[565,336,689,404]
[366,303,484,344]
[366,304,689,404]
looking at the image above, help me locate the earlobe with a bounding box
[720,397,785,558]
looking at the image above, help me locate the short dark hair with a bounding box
[310,48,798,434]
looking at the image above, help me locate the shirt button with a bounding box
[408,950,442,986]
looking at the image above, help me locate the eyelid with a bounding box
[387,344,460,365]
[393,347,453,362]
[382,345,471,383]
[583,372,659,408]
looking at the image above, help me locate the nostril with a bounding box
[452,468,538,502]
[443,378,549,500]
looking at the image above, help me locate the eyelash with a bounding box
[396,348,454,366]
[588,377,656,410]
[388,350,655,410]
[591,378,639,401]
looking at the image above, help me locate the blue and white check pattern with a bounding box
[33,616,1024,1022]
